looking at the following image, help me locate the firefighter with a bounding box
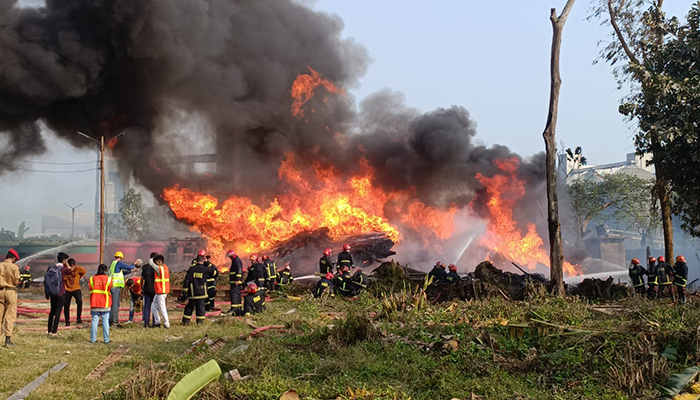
[249,254,267,289]
[278,262,293,286]
[262,255,278,291]
[180,254,214,325]
[227,250,244,315]
[319,248,333,274]
[628,258,646,295]
[656,256,675,302]
[428,262,447,285]
[646,257,658,299]
[237,282,265,316]
[203,253,218,311]
[351,267,369,294]
[314,272,334,298]
[674,255,689,305]
[18,265,31,289]
[334,266,355,297]
[337,244,353,273]
[445,264,460,285]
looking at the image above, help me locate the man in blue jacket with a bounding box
[109,251,141,327]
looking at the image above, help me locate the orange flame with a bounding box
[475,158,581,276]
[163,154,456,261]
[291,66,346,119]
[107,137,118,149]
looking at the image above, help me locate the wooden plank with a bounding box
[85,347,130,380]
[7,362,68,400]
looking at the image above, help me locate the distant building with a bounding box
[94,153,128,225]
[560,152,655,183]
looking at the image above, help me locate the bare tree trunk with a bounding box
[544,0,575,297]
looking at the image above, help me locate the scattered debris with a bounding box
[195,337,228,360]
[227,344,249,356]
[286,308,297,314]
[571,277,629,300]
[7,362,68,400]
[279,390,300,400]
[164,335,183,342]
[224,369,251,381]
[177,335,209,359]
[85,347,130,380]
[240,325,286,340]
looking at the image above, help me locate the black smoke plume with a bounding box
[0,0,544,214]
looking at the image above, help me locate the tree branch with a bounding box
[607,0,640,64]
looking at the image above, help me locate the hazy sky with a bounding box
[1,0,696,234]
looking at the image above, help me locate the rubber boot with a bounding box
[181,317,190,326]
[5,337,15,346]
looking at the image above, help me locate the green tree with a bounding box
[590,0,693,261]
[118,188,147,241]
[567,173,660,248]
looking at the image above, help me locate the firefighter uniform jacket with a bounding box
[182,264,213,300]
[243,288,266,314]
[657,262,673,285]
[444,271,460,285]
[674,262,689,287]
[628,265,646,288]
[319,255,333,274]
[647,262,659,285]
[205,262,218,289]
[264,260,278,282]
[428,266,447,285]
[89,275,113,309]
[279,270,293,285]
[252,262,267,285]
[18,269,32,288]
[334,272,354,296]
[314,278,333,298]
[351,270,368,290]
[229,256,243,286]
[337,251,353,271]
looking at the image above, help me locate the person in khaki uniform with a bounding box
[0,249,20,346]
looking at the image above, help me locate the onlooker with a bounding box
[126,277,142,323]
[151,255,171,328]
[0,249,21,346]
[141,252,158,327]
[62,258,86,326]
[89,264,113,344]
[44,261,65,336]
[108,251,140,327]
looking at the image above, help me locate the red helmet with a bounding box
[436,262,446,269]
[649,257,656,263]
[7,249,19,261]
[226,250,236,258]
[676,255,686,263]
[658,256,665,263]
[23,265,30,271]
[249,254,258,262]
[262,255,269,262]
[198,249,207,257]
[325,272,334,280]
[448,263,457,272]
[341,265,350,272]
[247,282,258,294]
[343,244,351,251]
[323,248,332,256]
[631,258,640,265]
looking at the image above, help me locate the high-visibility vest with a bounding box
[109,260,125,288]
[155,264,171,294]
[89,275,113,308]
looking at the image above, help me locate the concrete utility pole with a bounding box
[64,203,83,238]
[78,131,126,264]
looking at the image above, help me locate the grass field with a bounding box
[2,282,699,400]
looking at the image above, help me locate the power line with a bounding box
[14,167,98,173]
[16,159,96,165]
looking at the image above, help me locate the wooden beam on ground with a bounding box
[85,347,130,380]
[7,362,68,400]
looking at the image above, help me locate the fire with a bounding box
[475,158,581,276]
[163,154,456,261]
[291,66,346,119]
[107,137,118,149]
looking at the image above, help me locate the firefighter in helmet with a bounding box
[628,258,646,295]
[337,244,354,273]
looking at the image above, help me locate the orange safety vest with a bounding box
[89,275,113,309]
[154,264,171,294]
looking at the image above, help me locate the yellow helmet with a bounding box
[114,251,124,259]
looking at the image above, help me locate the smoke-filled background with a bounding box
[0,0,545,209]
